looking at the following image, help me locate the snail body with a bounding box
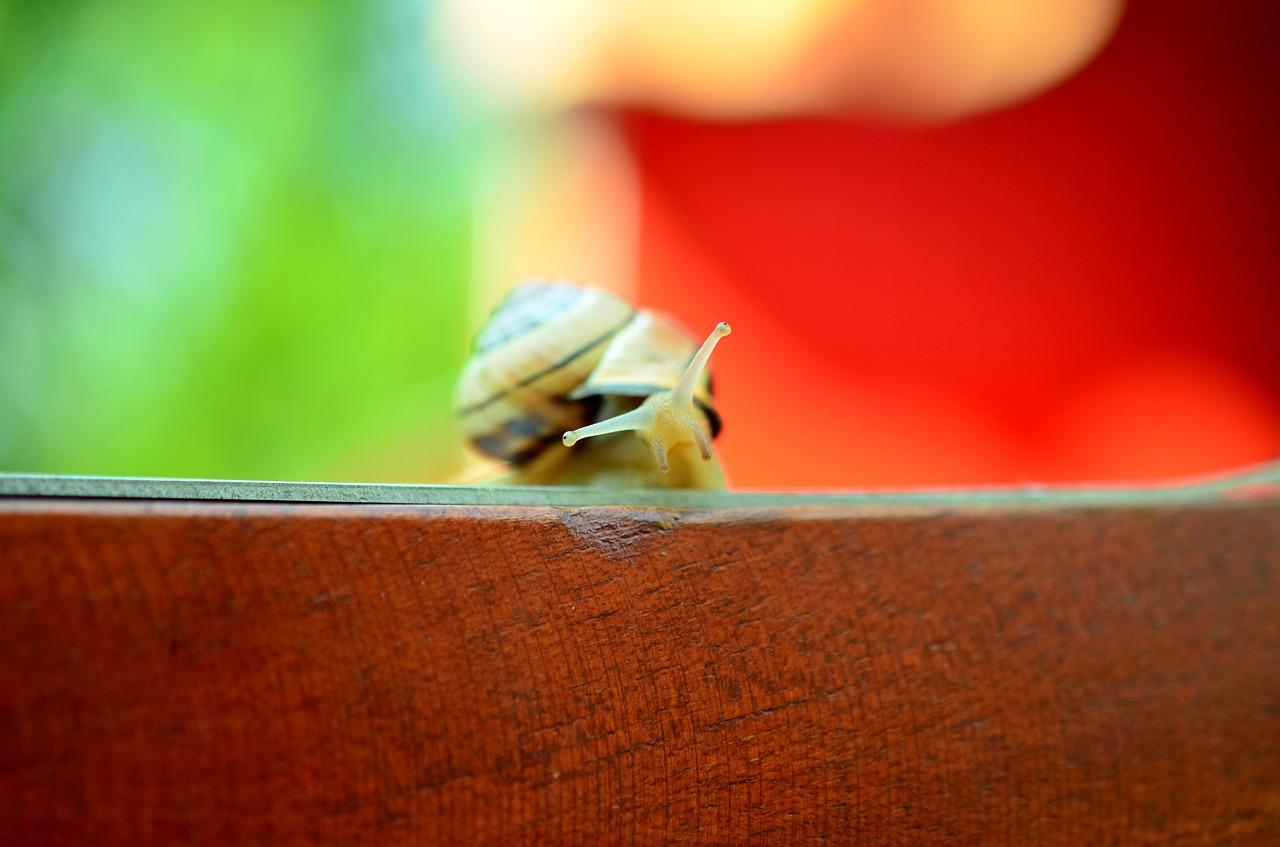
[455,281,731,488]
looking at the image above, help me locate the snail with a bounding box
[455,280,732,488]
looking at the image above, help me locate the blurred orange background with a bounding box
[448,0,1280,488]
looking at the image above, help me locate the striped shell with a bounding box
[456,281,721,464]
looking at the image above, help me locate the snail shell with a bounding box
[455,280,725,485]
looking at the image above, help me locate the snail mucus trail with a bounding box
[455,281,732,488]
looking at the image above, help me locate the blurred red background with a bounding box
[628,0,1280,488]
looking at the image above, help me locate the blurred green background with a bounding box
[0,0,475,482]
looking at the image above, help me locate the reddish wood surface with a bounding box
[2,498,1279,844]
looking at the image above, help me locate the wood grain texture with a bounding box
[1,498,1278,844]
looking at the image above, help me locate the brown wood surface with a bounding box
[2,497,1279,844]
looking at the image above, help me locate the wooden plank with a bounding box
[1,493,1278,844]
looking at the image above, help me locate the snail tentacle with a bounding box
[693,426,713,461]
[561,404,657,447]
[651,438,670,473]
[671,322,731,406]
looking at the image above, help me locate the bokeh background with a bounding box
[1,0,475,482]
[2,0,1278,488]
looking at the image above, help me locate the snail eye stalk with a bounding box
[563,322,731,472]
